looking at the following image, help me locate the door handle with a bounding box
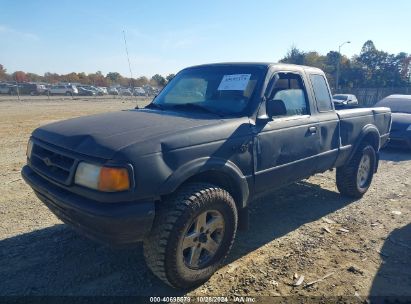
[308,126,317,134]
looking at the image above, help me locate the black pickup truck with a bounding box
[22,63,391,288]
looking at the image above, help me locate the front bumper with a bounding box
[21,165,155,246]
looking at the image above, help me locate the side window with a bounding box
[310,74,333,112]
[268,73,309,116]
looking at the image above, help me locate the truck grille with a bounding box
[30,143,76,185]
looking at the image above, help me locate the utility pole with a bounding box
[336,41,351,91]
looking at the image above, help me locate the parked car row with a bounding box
[108,86,158,97]
[0,82,47,95]
[0,81,160,97]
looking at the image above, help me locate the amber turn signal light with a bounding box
[98,167,130,192]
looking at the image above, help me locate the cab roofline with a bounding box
[183,62,323,73]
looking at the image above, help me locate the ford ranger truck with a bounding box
[22,63,391,288]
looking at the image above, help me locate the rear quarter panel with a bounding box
[335,107,391,166]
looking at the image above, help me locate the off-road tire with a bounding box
[143,183,238,289]
[336,143,376,198]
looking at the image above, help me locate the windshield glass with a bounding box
[333,95,348,101]
[152,65,266,115]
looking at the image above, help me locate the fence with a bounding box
[335,87,411,106]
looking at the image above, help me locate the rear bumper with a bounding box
[21,165,155,246]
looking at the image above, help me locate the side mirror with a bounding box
[266,99,287,117]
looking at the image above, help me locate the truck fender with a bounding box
[348,124,380,171]
[160,157,250,208]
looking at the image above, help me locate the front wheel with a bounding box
[143,183,238,289]
[336,143,376,198]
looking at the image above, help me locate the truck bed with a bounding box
[334,107,391,167]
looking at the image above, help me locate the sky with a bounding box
[0,0,410,78]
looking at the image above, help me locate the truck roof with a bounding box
[186,62,324,73]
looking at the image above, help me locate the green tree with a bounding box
[279,46,305,65]
[151,74,166,87]
[166,73,176,83]
[358,40,407,87]
[106,72,122,83]
[135,76,149,87]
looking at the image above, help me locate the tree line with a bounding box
[280,40,411,89]
[1,40,410,89]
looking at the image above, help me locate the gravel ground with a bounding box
[0,98,410,299]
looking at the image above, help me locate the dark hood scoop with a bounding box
[32,109,217,159]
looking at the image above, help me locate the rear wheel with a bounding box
[336,143,376,198]
[65,91,72,96]
[143,183,238,288]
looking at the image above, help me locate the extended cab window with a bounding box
[268,73,309,116]
[310,74,333,112]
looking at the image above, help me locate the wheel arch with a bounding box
[348,124,380,171]
[160,157,250,209]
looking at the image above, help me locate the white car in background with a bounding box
[48,85,78,96]
[332,94,359,107]
[97,87,108,95]
[108,87,119,95]
[133,87,146,96]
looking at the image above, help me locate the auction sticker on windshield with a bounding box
[217,74,251,91]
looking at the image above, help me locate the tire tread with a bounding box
[336,143,375,198]
[143,183,237,288]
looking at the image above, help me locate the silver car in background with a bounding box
[48,84,78,96]
[333,94,359,107]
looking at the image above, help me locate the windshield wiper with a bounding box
[170,103,224,117]
[145,103,165,111]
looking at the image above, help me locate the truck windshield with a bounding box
[151,66,266,116]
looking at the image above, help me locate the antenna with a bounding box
[122,30,133,87]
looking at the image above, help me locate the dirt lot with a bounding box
[0,98,410,299]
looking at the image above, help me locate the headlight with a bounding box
[74,162,130,192]
[26,139,34,159]
[407,125,411,131]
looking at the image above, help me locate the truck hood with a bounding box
[32,109,222,159]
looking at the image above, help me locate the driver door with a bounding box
[254,71,320,193]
